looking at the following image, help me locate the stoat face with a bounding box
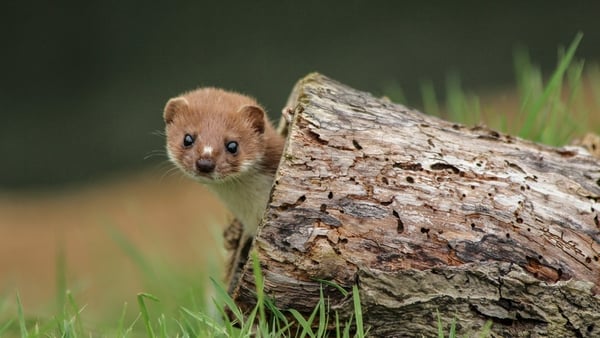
[163,88,267,184]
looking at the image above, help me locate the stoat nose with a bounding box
[196,158,215,173]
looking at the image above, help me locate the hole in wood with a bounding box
[586,257,592,263]
[392,212,404,234]
[397,219,404,233]
[307,130,328,145]
[516,217,523,224]
[278,195,307,211]
[594,214,599,227]
[328,191,333,199]
[320,204,327,212]
[430,162,460,174]
[588,324,595,333]
[420,227,430,234]
[352,139,363,150]
[406,176,414,183]
[393,162,423,171]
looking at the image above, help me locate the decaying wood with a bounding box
[227,73,600,337]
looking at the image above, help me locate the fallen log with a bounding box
[227,73,600,337]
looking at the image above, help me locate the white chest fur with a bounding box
[207,171,275,236]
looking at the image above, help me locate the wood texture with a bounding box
[229,73,600,337]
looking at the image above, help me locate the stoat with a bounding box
[163,87,285,238]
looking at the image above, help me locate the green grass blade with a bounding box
[0,295,12,336]
[343,313,353,338]
[180,307,229,337]
[312,279,349,297]
[316,287,327,338]
[479,320,493,338]
[436,309,443,338]
[158,314,168,338]
[250,251,267,325]
[243,305,259,337]
[16,292,28,338]
[66,290,85,335]
[514,46,538,115]
[209,277,243,325]
[116,302,128,337]
[519,32,583,138]
[137,292,160,338]
[352,284,364,338]
[289,309,315,338]
[0,318,14,336]
[420,79,440,116]
[445,71,464,123]
[449,317,457,338]
[264,294,291,337]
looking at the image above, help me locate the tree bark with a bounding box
[228,73,600,337]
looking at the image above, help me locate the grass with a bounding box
[4,33,600,337]
[385,32,600,146]
[2,244,369,337]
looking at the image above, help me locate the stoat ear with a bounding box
[163,97,189,124]
[239,105,266,134]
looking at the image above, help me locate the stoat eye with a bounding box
[183,134,195,147]
[226,141,238,154]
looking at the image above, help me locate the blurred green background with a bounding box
[2,1,599,190]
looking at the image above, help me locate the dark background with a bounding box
[2,1,599,190]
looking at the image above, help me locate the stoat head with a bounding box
[163,88,267,184]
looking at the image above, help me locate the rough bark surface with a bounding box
[228,73,600,337]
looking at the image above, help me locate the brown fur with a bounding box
[163,87,285,235]
[164,88,284,181]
